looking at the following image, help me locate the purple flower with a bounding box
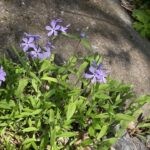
[38,42,53,60]
[0,66,6,86]
[20,33,40,52]
[24,33,41,41]
[60,24,70,34]
[46,19,70,36]
[24,33,41,43]
[45,19,62,37]
[38,48,51,60]
[20,37,36,52]
[20,32,54,60]
[84,62,107,83]
[45,42,55,49]
[29,46,42,59]
[28,42,53,60]
[80,32,87,38]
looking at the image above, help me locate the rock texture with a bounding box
[113,133,149,150]
[0,0,150,95]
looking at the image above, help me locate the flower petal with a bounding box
[55,25,61,30]
[45,26,52,30]
[22,38,28,43]
[51,20,57,28]
[54,30,58,36]
[84,73,93,79]
[28,37,34,43]
[48,31,53,37]
[29,43,36,49]
[89,66,96,73]
[23,45,29,52]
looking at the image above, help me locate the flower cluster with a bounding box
[20,19,70,60]
[45,19,70,37]
[0,66,6,86]
[85,61,107,83]
[20,33,53,60]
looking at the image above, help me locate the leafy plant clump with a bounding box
[0,19,149,150]
[132,0,150,38]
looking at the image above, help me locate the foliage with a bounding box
[132,9,150,38]
[133,0,150,9]
[0,51,149,149]
[132,0,150,38]
[0,19,149,149]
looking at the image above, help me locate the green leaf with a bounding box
[93,113,109,119]
[29,72,41,83]
[101,137,117,148]
[66,102,76,120]
[0,122,7,127]
[15,109,42,118]
[50,128,56,147]
[23,127,38,132]
[133,9,150,23]
[57,132,77,138]
[136,95,150,104]
[49,109,55,123]
[115,114,134,121]
[77,61,88,77]
[132,9,150,38]
[81,138,93,146]
[95,93,110,100]
[40,134,49,149]
[31,79,38,92]
[0,100,15,109]
[88,126,95,136]
[138,123,150,128]
[23,138,36,145]
[15,78,28,97]
[39,60,51,73]
[81,38,91,49]
[41,76,58,83]
[31,141,38,150]
[65,33,79,40]
[97,125,108,140]
[115,94,122,105]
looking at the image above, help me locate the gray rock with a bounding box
[0,0,150,95]
[113,133,149,150]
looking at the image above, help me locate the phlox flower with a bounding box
[20,37,36,52]
[29,46,42,59]
[20,33,40,52]
[46,19,70,36]
[84,61,107,83]
[0,66,6,86]
[38,42,53,60]
[29,42,53,60]
[60,24,70,34]
[45,19,62,37]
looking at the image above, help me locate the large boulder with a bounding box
[0,0,150,95]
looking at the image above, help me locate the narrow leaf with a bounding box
[97,125,108,140]
[57,132,77,138]
[0,100,15,109]
[15,78,28,97]
[115,114,134,121]
[23,127,38,132]
[23,138,36,145]
[31,79,38,92]
[66,102,76,120]
[81,38,91,49]
[41,76,58,83]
